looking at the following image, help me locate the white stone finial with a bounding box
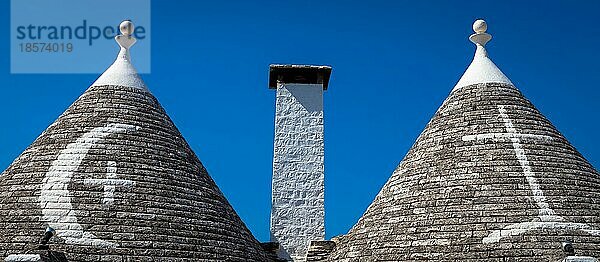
[452,19,513,92]
[116,20,136,49]
[469,19,492,46]
[91,19,146,89]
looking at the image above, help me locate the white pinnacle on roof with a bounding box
[91,20,146,89]
[453,19,512,92]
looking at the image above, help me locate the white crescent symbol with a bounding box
[39,123,138,248]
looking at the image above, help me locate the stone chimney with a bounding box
[268,64,332,261]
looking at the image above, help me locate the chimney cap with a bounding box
[269,64,332,90]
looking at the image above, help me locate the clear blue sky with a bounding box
[1,0,598,242]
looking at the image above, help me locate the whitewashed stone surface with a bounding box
[271,83,325,261]
[4,255,41,262]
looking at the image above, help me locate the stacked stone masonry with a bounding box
[326,83,600,261]
[0,85,271,261]
[306,241,335,262]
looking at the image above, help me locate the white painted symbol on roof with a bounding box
[462,133,554,142]
[83,161,134,207]
[39,123,139,248]
[464,105,600,244]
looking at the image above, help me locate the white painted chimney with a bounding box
[268,64,332,261]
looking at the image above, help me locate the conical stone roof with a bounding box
[327,20,600,261]
[0,21,270,261]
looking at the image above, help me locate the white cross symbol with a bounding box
[83,161,134,207]
[462,105,600,244]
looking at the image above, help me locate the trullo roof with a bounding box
[326,20,600,261]
[0,20,270,261]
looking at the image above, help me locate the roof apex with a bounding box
[453,19,512,92]
[91,20,146,90]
